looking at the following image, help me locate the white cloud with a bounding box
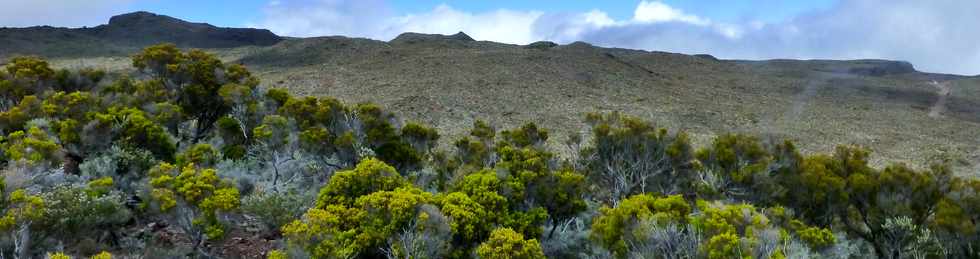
[0,0,135,28]
[251,0,541,44]
[385,5,542,44]
[633,1,709,25]
[252,0,980,75]
[248,0,395,39]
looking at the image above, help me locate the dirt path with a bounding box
[928,80,951,118]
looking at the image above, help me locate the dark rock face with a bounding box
[847,60,916,76]
[525,41,558,50]
[694,54,719,61]
[0,11,282,58]
[390,31,476,44]
[87,12,282,48]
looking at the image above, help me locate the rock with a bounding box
[0,11,282,57]
[847,60,916,76]
[694,54,719,61]
[525,41,558,50]
[390,31,475,44]
[91,11,282,48]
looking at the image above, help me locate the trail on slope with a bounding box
[928,80,951,118]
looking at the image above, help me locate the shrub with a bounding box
[383,204,452,259]
[89,251,111,259]
[35,184,130,243]
[590,194,690,257]
[316,158,407,207]
[241,191,310,233]
[580,112,695,201]
[266,250,286,259]
[3,126,61,166]
[476,227,546,259]
[176,143,221,168]
[148,162,240,246]
[283,186,434,258]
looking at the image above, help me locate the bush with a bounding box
[590,194,690,257]
[476,227,546,259]
[148,162,240,245]
[283,186,434,258]
[316,158,407,207]
[241,191,310,233]
[580,112,695,201]
[35,184,130,248]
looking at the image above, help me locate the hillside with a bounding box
[0,11,280,59]
[6,13,978,173]
[230,35,979,171]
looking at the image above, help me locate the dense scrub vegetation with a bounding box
[0,44,977,258]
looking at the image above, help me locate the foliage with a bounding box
[35,184,130,243]
[90,251,112,259]
[3,126,61,166]
[176,143,221,168]
[476,227,546,259]
[0,187,46,231]
[241,191,310,232]
[266,249,286,259]
[46,252,70,259]
[316,157,408,207]
[590,194,690,257]
[149,163,240,242]
[580,112,695,201]
[284,184,434,258]
[1,48,978,259]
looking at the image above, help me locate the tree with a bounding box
[1,57,55,109]
[92,107,177,161]
[579,112,695,202]
[779,145,952,258]
[693,134,781,203]
[536,169,588,238]
[932,177,980,257]
[132,44,261,143]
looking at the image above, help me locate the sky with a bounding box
[0,0,978,75]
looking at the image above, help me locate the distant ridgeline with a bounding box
[0,11,281,58]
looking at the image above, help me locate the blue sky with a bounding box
[1,0,978,75]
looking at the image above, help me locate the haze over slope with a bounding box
[4,12,978,172]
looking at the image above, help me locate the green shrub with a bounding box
[476,227,546,259]
[241,191,310,232]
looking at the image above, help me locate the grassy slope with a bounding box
[39,36,980,174]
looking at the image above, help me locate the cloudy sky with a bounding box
[1,0,978,75]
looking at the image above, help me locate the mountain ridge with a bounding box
[0,11,281,58]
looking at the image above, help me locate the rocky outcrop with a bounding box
[847,60,916,76]
[525,41,558,50]
[0,11,282,58]
[85,11,281,48]
[390,32,475,45]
